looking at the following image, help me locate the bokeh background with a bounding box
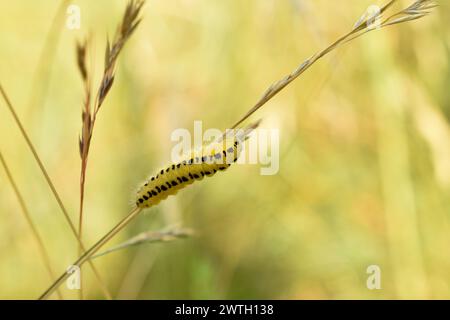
[0,0,449,299]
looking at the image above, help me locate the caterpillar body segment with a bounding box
[135,125,257,209]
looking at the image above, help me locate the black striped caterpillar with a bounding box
[135,122,259,209]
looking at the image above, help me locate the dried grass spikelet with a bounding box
[230,0,437,130]
[77,0,144,158]
[100,0,144,108]
[91,227,195,259]
[74,0,145,300]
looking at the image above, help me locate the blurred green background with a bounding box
[0,0,449,299]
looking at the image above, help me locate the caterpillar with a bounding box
[135,122,259,209]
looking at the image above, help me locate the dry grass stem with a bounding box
[229,0,436,130]
[39,207,142,300]
[0,84,112,299]
[0,151,63,300]
[91,228,194,259]
[75,0,144,299]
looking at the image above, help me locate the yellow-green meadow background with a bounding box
[0,0,449,299]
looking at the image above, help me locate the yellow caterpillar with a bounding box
[135,123,258,209]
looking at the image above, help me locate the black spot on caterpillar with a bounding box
[135,122,259,209]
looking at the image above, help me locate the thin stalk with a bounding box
[0,83,112,300]
[77,43,93,300]
[0,151,63,300]
[78,157,87,300]
[229,0,434,129]
[39,207,142,300]
[74,0,144,299]
[91,228,194,259]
